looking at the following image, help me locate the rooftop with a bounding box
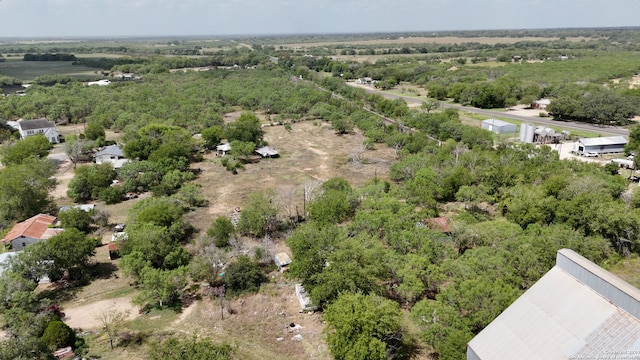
[95,144,124,158]
[274,252,292,267]
[1,214,58,244]
[579,136,628,147]
[256,146,279,157]
[17,118,56,131]
[467,249,640,360]
[481,118,515,127]
[216,143,231,152]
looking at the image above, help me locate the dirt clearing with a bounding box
[171,276,331,359]
[189,120,396,230]
[63,295,139,330]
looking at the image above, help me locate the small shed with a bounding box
[274,252,292,272]
[109,232,128,260]
[59,204,95,213]
[295,284,317,312]
[481,119,517,134]
[216,143,231,156]
[255,146,279,158]
[573,136,628,155]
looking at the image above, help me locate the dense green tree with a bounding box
[411,300,473,360]
[438,276,520,332]
[57,207,93,233]
[286,222,345,286]
[148,336,233,360]
[45,228,98,280]
[128,196,185,228]
[229,140,256,160]
[120,251,152,279]
[201,125,225,149]
[331,117,354,134]
[396,254,446,304]
[172,183,207,209]
[136,266,188,308]
[41,320,76,349]
[223,255,267,296]
[308,177,358,224]
[120,223,189,270]
[84,121,105,142]
[501,184,556,228]
[2,243,51,285]
[405,167,442,210]
[237,191,278,238]
[0,270,39,311]
[225,112,262,144]
[0,336,51,360]
[547,96,580,121]
[67,163,116,202]
[207,217,235,248]
[309,236,391,308]
[324,293,406,360]
[0,158,56,223]
[1,135,51,166]
[625,124,640,155]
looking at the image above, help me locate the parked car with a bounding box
[584,152,599,157]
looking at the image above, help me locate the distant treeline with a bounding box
[23,53,77,61]
[72,57,148,70]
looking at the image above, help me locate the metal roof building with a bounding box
[573,136,628,155]
[481,119,517,134]
[467,249,640,360]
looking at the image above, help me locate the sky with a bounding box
[0,0,639,38]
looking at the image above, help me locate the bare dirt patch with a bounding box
[507,104,548,118]
[63,295,139,330]
[171,276,331,360]
[189,121,395,230]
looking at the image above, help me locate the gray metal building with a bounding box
[481,119,517,134]
[572,136,628,155]
[467,249,640,360]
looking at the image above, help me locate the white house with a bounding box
[94,145,129,169]
[12,118,60,144]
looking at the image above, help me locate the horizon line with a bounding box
[1,25,640,41]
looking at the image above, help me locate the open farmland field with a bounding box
[0,60,99,81]
[278,36,591,49]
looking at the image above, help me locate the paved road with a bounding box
[350,84,630,137]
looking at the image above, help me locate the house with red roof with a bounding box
[1,214,63,250]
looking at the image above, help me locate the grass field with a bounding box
[0,60,99,81]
